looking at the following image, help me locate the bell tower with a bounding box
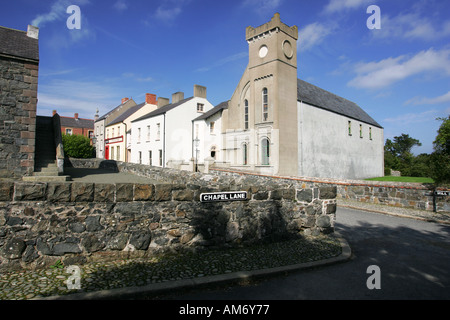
[245,13,299,176]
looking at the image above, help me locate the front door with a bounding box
[105,145,110,160]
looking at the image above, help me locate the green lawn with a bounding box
[365,176,435,184]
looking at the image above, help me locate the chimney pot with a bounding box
[146,93,157,105]
[74,113,79,120]
[172,92,184,104]
[194,85,207,99]
[157,98,170,108]
[122,97,129,104]
[27,25,39,39]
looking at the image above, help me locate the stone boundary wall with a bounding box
[0,159,336,271]
[209,168,450,213]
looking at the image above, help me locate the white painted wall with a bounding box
[130,97,214,168]
[297,101,384,179]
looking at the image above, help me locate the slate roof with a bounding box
[96,99,136,122]
[297,79,382,128]
[108,102,145,125]
[132,97,194,123]
[60,117,94,129]
[0,26,39,62]
[193,101,229,121]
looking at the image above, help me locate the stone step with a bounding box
[22,175,72,182]
[33,170,59,176]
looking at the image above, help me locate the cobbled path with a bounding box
[0,235,342,300]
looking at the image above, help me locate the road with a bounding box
[148,206,450,300]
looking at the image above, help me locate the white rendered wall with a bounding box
[297,101,384,179]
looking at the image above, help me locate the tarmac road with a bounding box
[149,206,450,300]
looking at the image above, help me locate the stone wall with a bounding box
[0,163,336,271]
[209,168,450,213]
[0,56,39,179]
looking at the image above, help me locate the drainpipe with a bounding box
[163,113,166,168]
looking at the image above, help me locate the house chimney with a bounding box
[146,93,157,105]
[194,85,207,99]
[157,97,170,108]
[172,92,184,104]
[27,25,39,39]
[121,97,129,104]
[74,113,79,120]
[94,109,99,121]
[52,110,57,116]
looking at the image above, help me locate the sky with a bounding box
[1,0,449,155]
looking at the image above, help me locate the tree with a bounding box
[62,134,95,159]
[384,134,422,176]
[429,116,450,186]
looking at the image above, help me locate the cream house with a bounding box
[105,93,157,162]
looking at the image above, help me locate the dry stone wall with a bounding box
[0,160,336,271]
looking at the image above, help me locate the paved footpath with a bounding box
[338,198,450,225]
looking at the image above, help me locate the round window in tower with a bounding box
[259,45,268,58]
[282,40,293,59]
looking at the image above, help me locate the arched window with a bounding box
[261,138,270,165]
[244,99,249,130]
[262,88,268,122]
[243,143,248,165]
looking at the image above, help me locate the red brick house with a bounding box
[57,111,94,139]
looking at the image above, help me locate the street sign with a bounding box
[200,191,248,203]
[434,191,450,196]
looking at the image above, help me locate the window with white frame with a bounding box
[244,99,249,130]
[261,138,270,165]
[262,88,268,122]
[157,123,161,140]
[210,121,215,134]
[243,143,248,165]
[147,125,150,141]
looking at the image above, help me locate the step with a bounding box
[33,170,59,176]
[22,175,72,182]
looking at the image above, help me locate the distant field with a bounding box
[365,176,435,184]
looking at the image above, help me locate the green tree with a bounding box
[429,116,450,186]
[62,134,95,159]
[384,134,422,176]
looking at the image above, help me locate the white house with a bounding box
[130,85,215,169]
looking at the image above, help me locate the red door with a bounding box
[105,145,110,160]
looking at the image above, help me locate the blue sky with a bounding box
[1,0,449,155]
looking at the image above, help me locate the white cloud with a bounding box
[374,13,450,41]
[37,79,121,118]
[406,91,450,106]
[383,110,438,125]
[195,52,248,72]
[323,0,372,14]
[31,0,90,27]
[298,22,332,52]
[153,0,191,23]
[348,48,450,89]
[114,0,128,12]
[242,0,283,15]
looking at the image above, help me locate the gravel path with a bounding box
[0,235,342,300]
